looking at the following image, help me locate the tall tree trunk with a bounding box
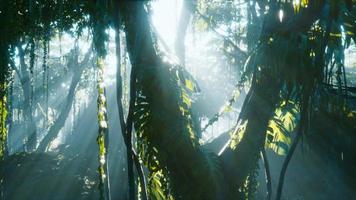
[113,15,135,200]
[119,2,226,199]
[174,0,196,67]
[0,42,9,200]
[119,2,280,199]
[118,1,324,199]
[37,48,91,152]
[113,18,148,199]
[18,44,37,151]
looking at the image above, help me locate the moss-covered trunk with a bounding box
[0,42,9,200]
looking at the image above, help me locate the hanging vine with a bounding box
[96,56,110,200]
[92,0,110,198]
[0,86,8,158]
[0,83,8,200]
[42,39,48,129]
[29,38,35,106]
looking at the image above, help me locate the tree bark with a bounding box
[113,10,148,199]
[119,2,226,199]
[114,23,134,200]
[117,1,325,199]
[219,69,280,196]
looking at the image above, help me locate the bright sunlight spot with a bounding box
[151,0,182,50]
[279,9,284,22]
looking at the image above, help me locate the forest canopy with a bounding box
[0,0,356,200]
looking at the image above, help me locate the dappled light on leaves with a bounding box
[266,101,300,156]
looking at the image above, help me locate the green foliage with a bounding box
[0,86,7,200]
[148,170,174,200]
[241,164,259,200]
[266,101,300,156]
[132,53,223,198]
[133,61,199,198]
[0,44,10,99]
[0,0,90,44]
[228,95,300,157]
[229,120,247,150]
[0,89,8,158]
[198,0,244,31]
[0,0,112,91]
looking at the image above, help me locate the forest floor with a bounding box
[3,152,99,200]
[3,84,128,200]
[3,139,355,200]
[3,85,356,200]
[255,144,356,200]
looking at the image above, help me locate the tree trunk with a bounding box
[118,2,281,199]
[113,20,136,200]
[219,69,280,196]
[119,2,226,199]
[174,0,196,67]
[0,42,9,200]
[18,44,37,151]
[113,18,148,199]
[37,49,91,152]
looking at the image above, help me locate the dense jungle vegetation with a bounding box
[0,0,356,199]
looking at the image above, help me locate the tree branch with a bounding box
[113,13,148,200]
[275,115,303,200]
